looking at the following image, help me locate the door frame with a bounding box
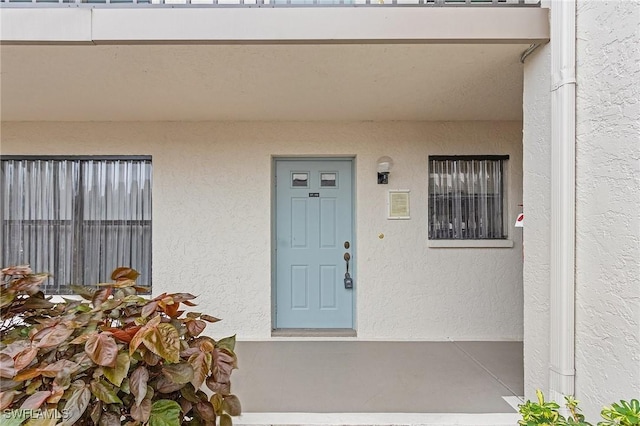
[271,156,357,333]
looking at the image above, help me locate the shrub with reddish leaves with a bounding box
[0,266,240,426]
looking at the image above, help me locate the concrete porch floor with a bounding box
[232,341,523,425]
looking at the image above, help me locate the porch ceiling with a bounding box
[0,43,527,121]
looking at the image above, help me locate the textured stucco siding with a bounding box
[522,42,552,401]
[1,121,523,341]
[575,0,640,417]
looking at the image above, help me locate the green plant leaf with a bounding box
[70,285,96,300]
[162,363,194,385]
[21,296,54,310]
[104,352,130,387]
[0,290,17,308]
[222,395,241,416]
[90,400,103,424]
[142,323,180,363]
[149,399,182,426]
[90,379,123,404]
[23,410,59,426]
[210,393,223,416]
[130,316,161,355]
[1,410,29,426]
[156,375,186,394]
[98,411,121,426]
[85,333,119,368]
[220,413,233,426]
[130,365,149,407]
[216,335,236,352]
[180,384,201,404]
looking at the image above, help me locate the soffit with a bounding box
[0,43,527,121]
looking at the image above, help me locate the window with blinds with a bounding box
[1,157,152,294]
[428,156,507,240]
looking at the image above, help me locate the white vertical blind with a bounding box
[429,157,505,240]
[1,158,152,293]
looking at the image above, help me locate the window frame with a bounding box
[428,155,510,245]
[1,155,152,294]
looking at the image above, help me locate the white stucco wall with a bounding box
[522,42,552,400]
[1,121,523,341]
[574,0,640,416]
[523,0,640,414]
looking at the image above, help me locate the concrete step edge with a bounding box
[235,412,520,426]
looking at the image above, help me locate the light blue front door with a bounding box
[275,159,354,329]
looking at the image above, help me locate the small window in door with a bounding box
[320,173,337,187]
[292,172,309,188]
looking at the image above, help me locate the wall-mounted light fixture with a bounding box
[377,156,394,184]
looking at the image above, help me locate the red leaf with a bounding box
[111,267,140,282]
[84,333,118,368]
[163,302,180,319]
[186,320,206,337]
[109,325,143,344]
[1,265,32,276]
[34,324,74,348]
[12,367,41,381]
[92,287,112,308]
[152,292,168,301]
[47,388,64,404]
[39,360,79,378]
[20,390,51,409]
[206,378,231,396]
[141,301,159,319]
[212,348,236,384]
[13,346,38,371]
[111,330,134,343]
[200,315,221,323]
[131,398,151,423]
[195,401,216,421]
[0,390,18,410]
[0,353,16,379]
[188,351,211,390]
[130,316,161,355]
[171,293,197,303]
[130,365,149,407]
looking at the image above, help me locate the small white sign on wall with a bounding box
[388,190,410,220]
[515,213,524,228]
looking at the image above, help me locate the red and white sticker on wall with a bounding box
[515,213,524,228]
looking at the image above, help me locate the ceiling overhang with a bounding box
[0,6,548,121]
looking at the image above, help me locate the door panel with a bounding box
[276,159,353,329]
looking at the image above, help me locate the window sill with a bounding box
[428,239,514,248]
